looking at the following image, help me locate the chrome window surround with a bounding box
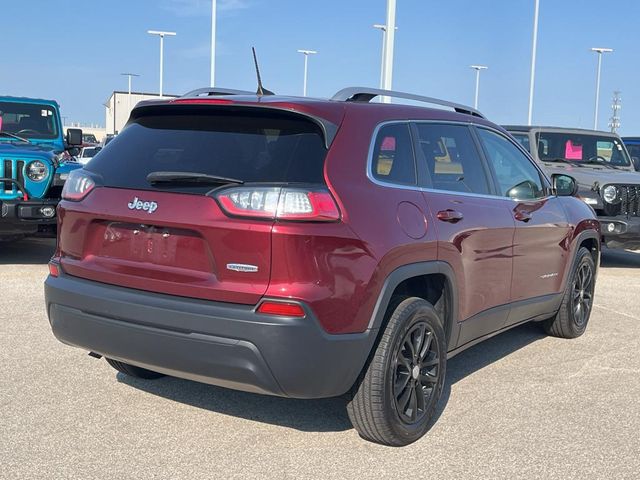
[366,120,553,203]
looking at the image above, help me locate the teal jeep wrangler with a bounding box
[0,96,83,240]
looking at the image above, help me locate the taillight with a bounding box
[215,187,340,221]
[61,170,96,201]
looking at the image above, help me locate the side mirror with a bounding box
[552,173,578,197]
[66,128,83,147]
[632,156,640,171]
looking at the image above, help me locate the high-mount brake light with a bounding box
[62,170,96,201]
[215,187,340,222]
[257,301,306,317]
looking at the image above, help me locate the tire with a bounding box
[544,247,596,339]
[105,358,165,379]
[347,297,447,446]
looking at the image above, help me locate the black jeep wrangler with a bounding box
[505,126,640,250]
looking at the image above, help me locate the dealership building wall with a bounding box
[104,91,178,135]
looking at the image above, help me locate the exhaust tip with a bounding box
[88,351,102,359]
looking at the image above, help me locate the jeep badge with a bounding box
[127,197,158,214]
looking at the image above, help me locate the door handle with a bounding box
[514,210,532,222]
[437,209,464,223]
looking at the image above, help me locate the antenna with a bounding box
[252,47,274,96]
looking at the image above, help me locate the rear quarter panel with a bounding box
[311,105,440,334]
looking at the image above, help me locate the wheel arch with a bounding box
[571,228,601,278]
[367,261,460,352]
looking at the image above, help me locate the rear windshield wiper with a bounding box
[0,131,30,143]
[146,171,244,186]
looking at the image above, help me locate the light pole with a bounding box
[210,0,217,87]
[470,65,488,109]
[147,30,176,97]
[527,0,539,125]
[373,24,398,91]
[381,0,397,103]
[591,47,613,130]
[373,24,388,89]
[297,50,317,96]
[120,73,140,113]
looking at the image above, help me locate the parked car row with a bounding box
[4,86,640,446]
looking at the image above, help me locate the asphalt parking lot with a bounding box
[1,239,639,479]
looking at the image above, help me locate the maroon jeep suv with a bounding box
[45,87,600,446]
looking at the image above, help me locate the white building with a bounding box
[104,91,178,135]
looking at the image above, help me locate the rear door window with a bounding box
[414,123,491,195]
[371,123,417,186]
[86,107,329,193]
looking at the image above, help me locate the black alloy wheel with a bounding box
[544,247,596,339]
[392,322,440,424]
[347,297,447,446]
[572,261,594,328]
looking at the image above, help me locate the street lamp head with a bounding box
[591,47,613,53]
[470,65,488,71]
[297,49,317,55]
[372,24,397,31]
[148,30,177,37]
[120,73,140,77]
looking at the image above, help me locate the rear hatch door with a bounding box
[59,103,333,304]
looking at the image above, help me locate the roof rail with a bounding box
[331,87,484,118]
[180,87,255,98]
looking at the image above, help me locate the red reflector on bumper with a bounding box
[257,301,305,317]
[48,262,60,277]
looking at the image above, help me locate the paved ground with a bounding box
[1,239,639,479]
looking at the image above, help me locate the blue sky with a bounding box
[4,0,640,134]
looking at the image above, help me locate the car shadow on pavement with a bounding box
[600,248,640,268]
[428,322,546,430]
[0,238,56,265]
[118,322,546,435]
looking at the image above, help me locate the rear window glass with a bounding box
[86,107,328,193]
[416,123,490,195]
[371,124,417,186]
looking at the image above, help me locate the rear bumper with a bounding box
[0,198,58,235]
[599,216,640,249]
[44,274,375,399]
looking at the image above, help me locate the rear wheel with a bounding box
[544,247,596,339]
[347,297,446,446]
[105,358,165,379]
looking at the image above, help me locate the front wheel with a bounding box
[347,297,447,446]
[544,247,596,339]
